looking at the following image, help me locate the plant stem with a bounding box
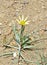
[20,25,25,35]
[0,52,13,57]
[20,53,35,63]
[20,25,25,45]
[18,25,25,64]
[3,44,19,49]
[18,45,21,65]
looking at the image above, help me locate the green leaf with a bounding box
[14,33,20,44]
[46,64,47,65]
[36,61,41,65]
[12,22,20,44]
[21,41,31,48]
[23,45,34,49]
[21,35,31,47]
[22,37,31,47]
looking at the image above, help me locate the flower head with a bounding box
[16,15,30,25]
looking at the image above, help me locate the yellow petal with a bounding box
[16,15,29,25]
[16,19,19,23]
[27,21,30,23]
[22,15,24,20]
[25,22,29,24]
[24,16,28,21]
[19,16,21,20]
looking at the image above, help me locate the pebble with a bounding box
[21,1,29,4]
[9,23,12,27]
[14,1,19,3]
[16,9,19,12]
[0,30,2,35]
[13,52,17,58]
[19,62,21,65]
[42,6,46,9]
[0,23,2,26]
[41,0,44,2]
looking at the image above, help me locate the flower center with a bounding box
[20,20,26,25]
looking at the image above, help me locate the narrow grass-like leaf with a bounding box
[0,52,13,57]
[14,33,20,44]
[23,45,34,49]
[12,22,20,44]
[22,35,31,47]
[36,61,41,65]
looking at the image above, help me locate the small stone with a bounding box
[13,52,17,57]
[0,23,2,26]
[42,6,45,8]
[16,9,19,12]
[9,23,12,27]
[4,21,8,24]
[0,31,2,35]
[14,1,18,3]
[41,0,44,2]
[21,1,29,4]
[19,62,21,65]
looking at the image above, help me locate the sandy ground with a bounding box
[0,0,47,65]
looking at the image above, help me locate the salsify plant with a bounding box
[11,15,34,63]
[1,15,35,64]
[0,15,47,65]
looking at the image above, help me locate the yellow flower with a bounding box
[16,15,30,25]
